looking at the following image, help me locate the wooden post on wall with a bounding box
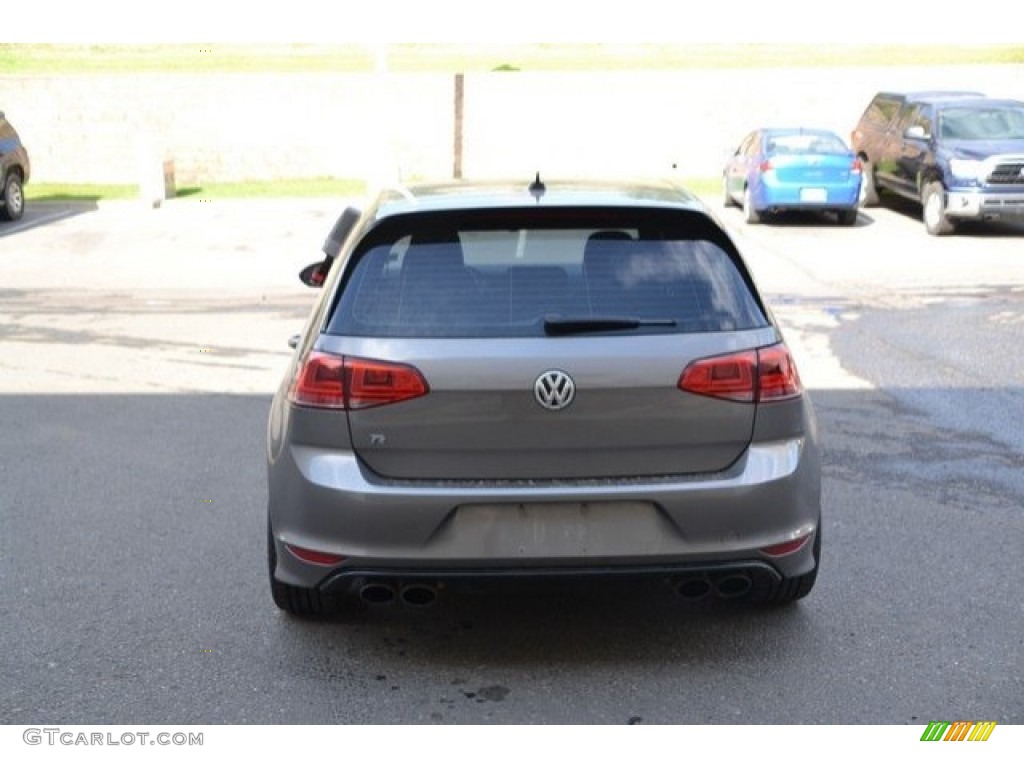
[453,73,464,179]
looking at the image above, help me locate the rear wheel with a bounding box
[922,181,955,236]
[723,177,738,208]
[742,187,761,224]
[837,208,858,226]
[1,172,25,222]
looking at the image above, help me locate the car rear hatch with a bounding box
[318,207,778,482]
[768,133,858,185]
[771,153,858,185]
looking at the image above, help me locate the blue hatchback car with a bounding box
[723,128,862,226]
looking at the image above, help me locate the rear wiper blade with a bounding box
[543,316,677,336]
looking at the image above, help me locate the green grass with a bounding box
[0,44,377,74]
[26,183,139,202]
[680,177,721,197]
[27,176,721,201]
[3,43,1022,74]
[27,177,368,201]
[176,177,367,198]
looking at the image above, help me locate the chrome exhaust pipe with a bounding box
[359,582,397,606]
[675,577,713,600]
[713,573,752,599]
[400,583,438,608]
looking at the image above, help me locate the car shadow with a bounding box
[757,210,872,229]
[869,194,1024,238]
[714,204,876,230]
[0,199,100,237]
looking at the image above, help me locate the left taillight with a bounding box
[288,352,429,410]
[345,356,430,409]
[678,343,803,403]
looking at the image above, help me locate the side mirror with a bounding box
[904,125,929,141]
[299,262,328,287]
[298,206,362,288]
[322,207,361,260]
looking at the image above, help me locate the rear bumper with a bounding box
[755,178,861,210]
[320,560,786,604]
[268,437,821,591]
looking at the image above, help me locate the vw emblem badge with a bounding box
[534,370,575,411]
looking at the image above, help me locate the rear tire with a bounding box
[742,187,761,224]
[723,177,738,208]
[858,160,879,207]
[922,181,955,236]
[837,208,858,226]
[749,524,821,606]
[1,172,25,222]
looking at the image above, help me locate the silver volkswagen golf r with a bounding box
[267,177,821,617]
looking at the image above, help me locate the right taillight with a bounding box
[756,344,802,402]
[678,343,802,403]
[288,352,429,410]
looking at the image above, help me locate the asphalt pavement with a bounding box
[1,197,1021,728]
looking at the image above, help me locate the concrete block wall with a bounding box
[2,65,1021,187]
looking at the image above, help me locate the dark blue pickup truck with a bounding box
[852,91,1024,235]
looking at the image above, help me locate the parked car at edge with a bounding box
[266,177,822,618]
[851,91,1024,235]
[723,128,862,226]
[0,111,30,222]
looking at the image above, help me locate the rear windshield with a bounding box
[327,209,768,338]
[767,133,848,155]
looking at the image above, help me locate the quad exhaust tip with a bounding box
[400,584,439,608]
[676,577,713,600]
[361,574,751,607]
[713,573,753,598]
[359,582,397,606]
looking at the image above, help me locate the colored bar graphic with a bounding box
[921,721,950,741]
[968,722,997,742]
[945,722,973,741]
[920,720,996,742]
